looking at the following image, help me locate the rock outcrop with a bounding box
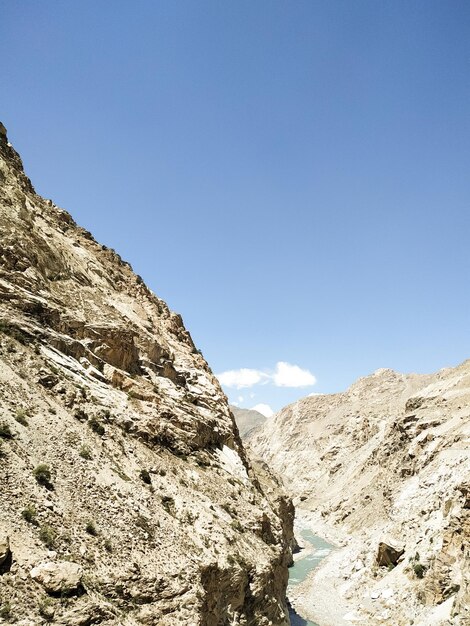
[250,365,470,625]
[0,124,293,625]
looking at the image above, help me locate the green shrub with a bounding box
[85,521,98,536]
[22,504,37,524]
[161,495,174,513]
[0,602,11,618]
[0,422,13,439]
[89,417,105,436]
[33,464,52,488]
[413,562,426,579]
[38,596,55,619]
[111,464,131,482]
[39,525,56,548]
[230,520,244,533]
[15,408,28,426]
[79,445,92,460]
[139,469,151,485]
[104,539,113,553]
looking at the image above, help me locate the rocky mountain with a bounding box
[250,364,470,626]
[230,406,267,439]
[0,122,294,626]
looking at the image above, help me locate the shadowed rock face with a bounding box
[231,406,267,439]
[250,366,470,625]
[0,124,293,625]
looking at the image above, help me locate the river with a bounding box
[287,528,334,626]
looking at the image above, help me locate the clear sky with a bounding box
[2,1,470,414]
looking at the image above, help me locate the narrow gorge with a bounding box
[248,365,470,626]
[1,123,468,626]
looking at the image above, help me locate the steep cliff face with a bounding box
[250,365,470,626]
[0,123,293,626]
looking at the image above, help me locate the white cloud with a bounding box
[217,361,316,390]
[251,403,274,418]
[272,361,316,387]
[217,368,267,389]
[238,395,244,403]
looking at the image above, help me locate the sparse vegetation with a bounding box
[38,596,55,620]
[161,495,175,513]
[79,444,93,460]
[409,552,427,579]
[74,408,88,421]
[33,463,52,488]
[39,524,56,548]
[22,504,37,524]
[104,539,113,553]
[230,520,244,533]
[0,602,11,618]
[413,562,426,579]
[15,408,28,426]
[135,515,154,539]
[0,422,13,439]
[89,416,105,436]
[140,469,151,484]
[111,464,131,482]
[85,521,98,536]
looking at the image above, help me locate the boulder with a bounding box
[30,561,82,594]
[0,535,10,565]
[376,541,404,567]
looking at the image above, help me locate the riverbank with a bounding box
[288,510,353,626]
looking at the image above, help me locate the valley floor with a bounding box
[289,509,461,626]
[288,510,350,626]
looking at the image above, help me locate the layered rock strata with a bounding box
[0,123,293,626]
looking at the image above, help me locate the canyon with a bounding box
[249,364,470,625]
[1,122,468,626]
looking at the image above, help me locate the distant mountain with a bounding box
[230,405,267,439]
[251,364,470,625]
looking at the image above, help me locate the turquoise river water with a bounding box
[287,529,334,626]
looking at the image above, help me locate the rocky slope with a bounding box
[250,364,470,626]
[230,407,267,440]
[0,122,294,626]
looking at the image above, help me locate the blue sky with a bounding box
[2,1,470,414]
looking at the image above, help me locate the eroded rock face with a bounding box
[250,365,470,625]
[0,124,293,625]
